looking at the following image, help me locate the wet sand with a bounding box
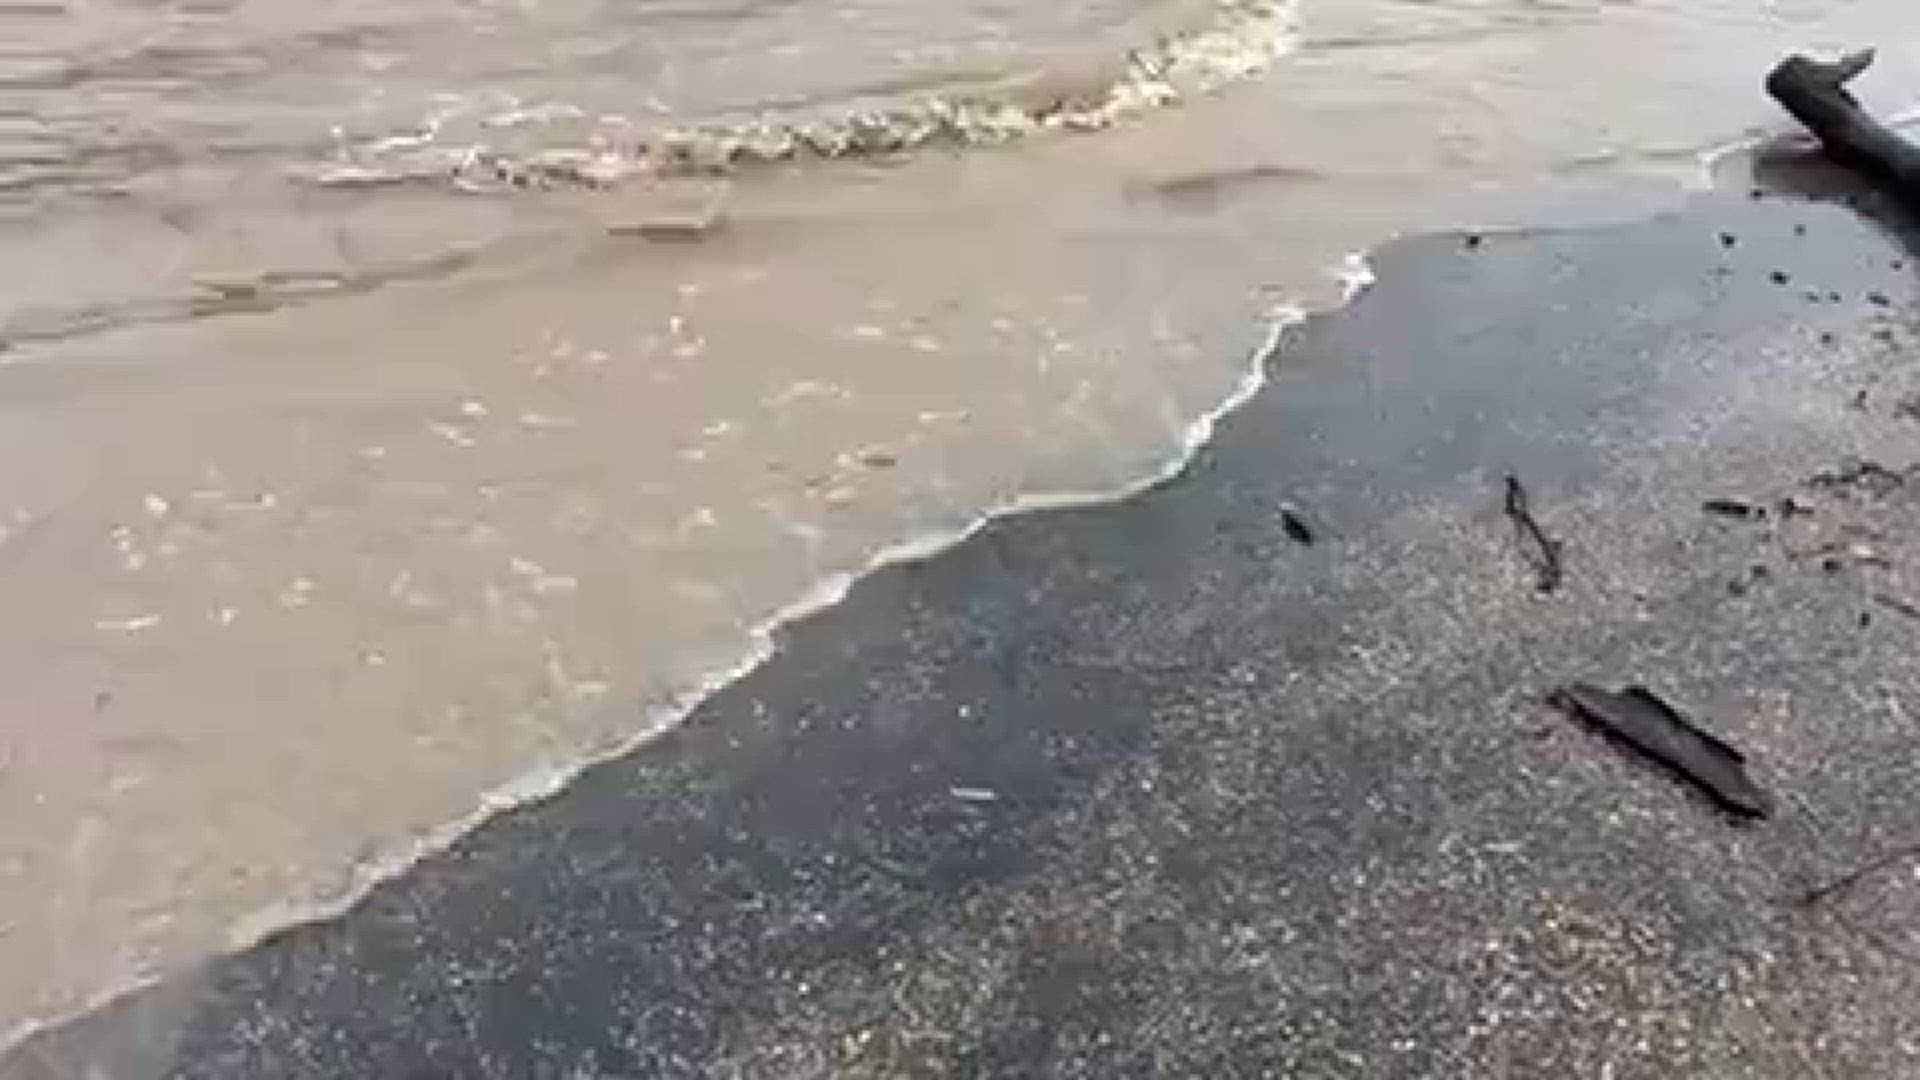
[13,186,1920,1076]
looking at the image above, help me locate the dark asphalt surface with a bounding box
[14,186,1920,1079]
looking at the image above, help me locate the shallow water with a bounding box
[4,0,1920,1040]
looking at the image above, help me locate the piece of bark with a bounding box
[1766,50,1920,194]
[1550,683,1772,817]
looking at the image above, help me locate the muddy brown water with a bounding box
[4,0,1920,1042]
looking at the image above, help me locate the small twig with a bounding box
[1503,473,1564,593]
[1796,889,1920,969]
[1795,840,1920,966]
[1833,907,1920,967]
[1871,592,1920,620]
[1798,843,1920,906]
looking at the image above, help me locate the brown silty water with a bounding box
[4,0,1920,1040]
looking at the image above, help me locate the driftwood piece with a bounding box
[1550,683,1772,818]
[1766,49,1920,192]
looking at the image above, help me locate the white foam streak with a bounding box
[1338,250,1377,302]
[314,0,1304,190]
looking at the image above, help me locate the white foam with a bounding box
[1337,250,1378,302]
[317,0,1305,190]
[1690,128,1785,192]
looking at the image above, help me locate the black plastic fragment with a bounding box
[1549,683,1772,817]
[1280,506,1315,545]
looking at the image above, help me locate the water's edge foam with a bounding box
[232,291,1320,941]
[0,251,1370,1059]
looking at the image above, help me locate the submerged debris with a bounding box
[609,210,727,243]
[607,181,731,242]
[1550,683,1771,818]
[1502,474,1563,593]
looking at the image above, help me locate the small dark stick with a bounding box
[1702,498,1762,520]
[1503,474,1564,593]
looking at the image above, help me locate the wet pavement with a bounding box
[14,189,1920,1078]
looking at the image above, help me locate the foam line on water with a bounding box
[307,0,1304,190]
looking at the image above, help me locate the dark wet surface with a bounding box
[15,190,1920,1078]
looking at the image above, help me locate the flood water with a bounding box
[4,0,1920,1041]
